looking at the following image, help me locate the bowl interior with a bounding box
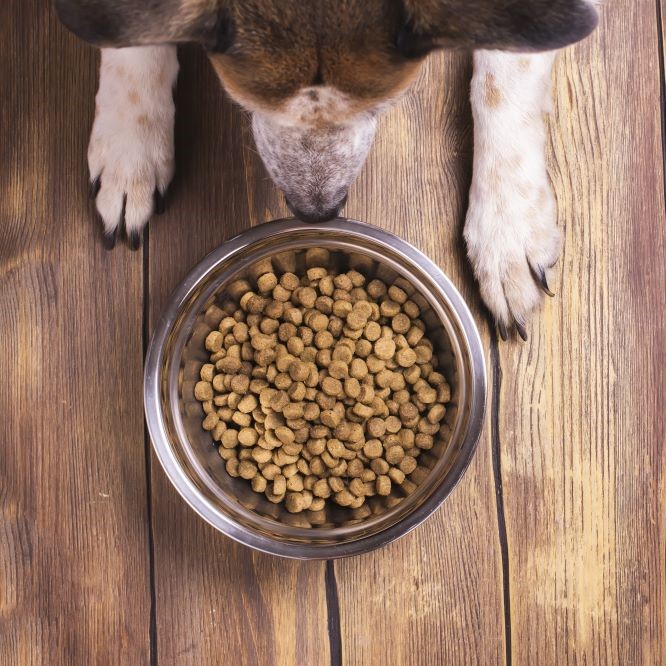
[150,221,484,556]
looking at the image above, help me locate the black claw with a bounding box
[497,321,508,342]
[531,263,555,297]
[515,319,529,342]
[102,226,118,250]
[127,230,142,251]
[154,189,166,215]
[89,176,101,199]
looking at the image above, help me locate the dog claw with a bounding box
[530,263,555,297]
[497,321,508,342]
[102,226,118,250]
[127,230,142,251]
[89,176,101,199]
[154,189,166,215]
[514,319,529,342]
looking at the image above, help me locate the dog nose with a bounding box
[286,194,347,224]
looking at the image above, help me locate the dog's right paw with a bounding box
[88,105,174,249]
[88,46,178,249]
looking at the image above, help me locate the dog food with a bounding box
[193,250,451,514]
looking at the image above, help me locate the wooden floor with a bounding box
[2,1,665,663]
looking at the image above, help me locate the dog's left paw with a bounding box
[464,179,561,340]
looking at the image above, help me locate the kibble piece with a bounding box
[395,348,417,368]
[363,439,383,459]
[367,418,386,438]
[194,381,214,402]
[251,475,268,493]
[367,279,387,298]
[352,402,374,419]
[321,376,343,396]
[238,461,258,480]
[388,285,407,304]
[399,456,418,474]
[238,427,259,447]
[328,477,345,493]
[385,445,405,465]
[226,458,240,477]
[328,360,348,379]
[376,475,392,496]
[349,358,368,380]
[334,489,355,507]
[374,338,396,361]
[427,404,446,423]
[370,458,390,475]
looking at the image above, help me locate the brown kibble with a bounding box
[196,255,448,514]
[374,338,396,361]
[334,489,355,507]
[297,286,317,308]
[314,331,334,349]
[370,458,389,475]
[363,439,383,459]
[367,279,387,298]
[385,445,405,465]
[417,386,437,404]
[367,418,386,438]
[376,475,391,496]
[328,360,348,379]
[275,426,295,445]
[238,460,258,480]
[349,358,368,379]
[399,456,417,474]
[321,376,343,396]
[310,312,329,331]
[194,381,213,401]
[238,427,258,446]
[427,404,446,423]
[379,300,400,317]
[226,458,240,477]
[388,285,407,304]
[353,402,374,419]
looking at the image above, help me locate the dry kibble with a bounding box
[195,254,451,517]
[376,475,391,496]
[385,445,405,465]
[374,338,396,361]
[399,456,418,474]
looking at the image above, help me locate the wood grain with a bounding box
[146,47,330,666]
[0,2,151,663]
[498,1,666,663]
[337,52,506,666]
[3,0,666,663]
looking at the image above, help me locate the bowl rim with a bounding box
[144,217,487,559]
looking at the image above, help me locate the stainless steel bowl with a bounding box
[144,218,486,559]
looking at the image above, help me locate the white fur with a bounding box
[275,86,355,126]
[89,46,178,235]
[465,50,561,333]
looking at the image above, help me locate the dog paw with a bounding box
[464,180,561,341]
[88,107,174,249]
[88,46,178,249]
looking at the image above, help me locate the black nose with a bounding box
[286,195,347,224]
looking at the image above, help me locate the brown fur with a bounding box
[57,0,597,115]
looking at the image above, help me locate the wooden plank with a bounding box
[147,47,330,665]
[499,1,666,663]
[336,52,506,665]
[0,2,151,663]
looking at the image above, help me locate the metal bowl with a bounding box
[144,218,486,559]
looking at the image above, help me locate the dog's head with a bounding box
[57,0,598,221]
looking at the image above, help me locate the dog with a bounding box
[55,0,598,339]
